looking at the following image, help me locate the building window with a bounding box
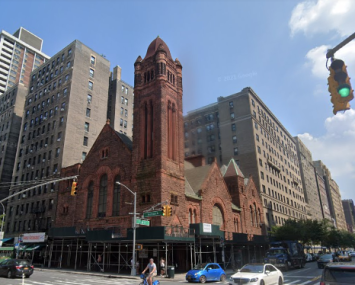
[261,171,264,179]
[232,135,237,144]
[229,101,234,108]
[256,134,259,141]
[89,68,94,78]
[90,56,95,65]
[86,108,91,117]
[82,152,87,161]
[55,147,60,158]
[120,119,123,126]
[83,136,88,146]
[84,122,90,132]
[112,175,121,216]
[124,98,128,105]
[98,174,108,217]
[230,112,235,119]
[251,99,255,106]
[86,181,94,218]
[87,94,92,103]
[231,124,236,131]
[234,147,238,155]
[121,96,124,104]
[88,81,93,90]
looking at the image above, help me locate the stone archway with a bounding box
[212,205,224,227]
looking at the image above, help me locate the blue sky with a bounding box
[1,0,354,200]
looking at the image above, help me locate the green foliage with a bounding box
[270,218,355,249]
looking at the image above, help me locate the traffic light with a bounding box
[328,59,354,114]
[167,206,172,217]
[71,182,78,196]
[162,205,167,216]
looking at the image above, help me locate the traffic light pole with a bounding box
[116,181,137,276]
[0,176,78,204]
[326,32,355,59]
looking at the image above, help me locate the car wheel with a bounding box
[278,276,283,285]
[25,275,30,278]
[260,280,265,285]
[187,281,192,283]
[220,274,226,282]
[199,275,207,283]
[7,270,13,278]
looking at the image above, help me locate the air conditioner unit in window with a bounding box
[42,159,45,162]
[57,139,61,141]
[30,150,33,153]
[27,164,30,168]
[50,189,54,192]
[61,108,65,111]
[45,144,48,147]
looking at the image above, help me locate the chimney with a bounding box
[113,65,122,81]
[185,155,206,167]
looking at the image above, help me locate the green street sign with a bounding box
[136,219,150,226]
[143,211,163,218]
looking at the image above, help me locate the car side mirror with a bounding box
[265,270,270,275]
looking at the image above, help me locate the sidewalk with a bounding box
[37,267,235,281]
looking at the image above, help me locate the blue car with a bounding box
[186,263,226,283]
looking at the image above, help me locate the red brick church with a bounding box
[50,37,267,273]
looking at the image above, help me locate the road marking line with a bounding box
[25,281,55,285]
[285,280,301,284]
[311,275,321,281]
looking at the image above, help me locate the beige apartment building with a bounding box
[0,27,49,95]
[5,40,111,236]
[107,65,134,137]
[314,160,347,230]
[184,87,307,231]
[294,137,323,221]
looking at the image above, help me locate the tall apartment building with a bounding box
[0,84,28,202]
[294,137,323,221]
[5,40,110,237]
[0,27,49,95]
[313,160,347,230]
[107,65,134,137]
[184,87,307,231]
[342,199,355,233]
[315,171,332,221]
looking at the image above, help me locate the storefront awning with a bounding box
[25,244,44,251]
[0,237,14,243]
[0,246,14,251]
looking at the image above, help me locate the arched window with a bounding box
[192,210,196,223]
[212,205,224,227]
[112,175,121,216]
[235,219,239,232]
[250,206,254,226]
[98,174,107,217]
[188,209,192,224]
[254,204,258,227]
[86,181,94,219]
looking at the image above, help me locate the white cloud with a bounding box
[298,109,355,199]
[305,41,355,80]
[289,0,355,37]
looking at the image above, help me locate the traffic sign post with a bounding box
[136,219,150,226]
[143,211,163,218]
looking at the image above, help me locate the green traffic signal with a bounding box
[337,84,351,97]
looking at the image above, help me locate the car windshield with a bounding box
[15,260,31,266]
[240,265,264,273]
[193,263,207,270]
[320,254,333,259]
[324,267,355,283]
[268,249,286,255]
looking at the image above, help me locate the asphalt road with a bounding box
[0,261,323,285]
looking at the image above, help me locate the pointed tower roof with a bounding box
[223,159,244,178]
[144,36,172,60]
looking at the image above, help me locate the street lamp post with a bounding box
[116,181,136,276]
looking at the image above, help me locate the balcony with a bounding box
[267,158,281,172]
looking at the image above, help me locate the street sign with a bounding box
[136,219,150,226]
[143,211,163,218]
